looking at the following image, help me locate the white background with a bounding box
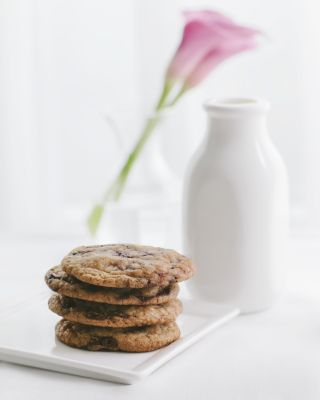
[1,3,320,397]
[1,0,320,237]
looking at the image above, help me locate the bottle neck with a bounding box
[205,114,268,148]
[203,98,269,148]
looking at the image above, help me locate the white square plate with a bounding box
[0,293,238,384]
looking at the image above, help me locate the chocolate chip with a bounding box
[89,336,118,349]
[61,296,74,308]
[99,336,118,348]
[125,326,147,333]
[85,310,107,320]
[62,275,77,284]
[48,272,61,280]
[86,307,125,320]
[113,250,134,258]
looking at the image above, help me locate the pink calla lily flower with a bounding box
[166,10,259,88]
[88,9,261,235]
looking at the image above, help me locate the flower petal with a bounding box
[166,20,225,80]
[166,9,260,84]
[185,39,257,87]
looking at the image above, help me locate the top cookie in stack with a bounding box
[45,244,196,352]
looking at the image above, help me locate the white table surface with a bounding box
[1,234,320,400]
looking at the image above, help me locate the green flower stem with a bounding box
[169,83,189,106]
[112,113,161,201]
[155,80,174,110]
[87,79,175,235]
[104,80,173,202]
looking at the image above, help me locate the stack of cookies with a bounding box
[45,244,195,352]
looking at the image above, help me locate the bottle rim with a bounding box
[203,97,270,116]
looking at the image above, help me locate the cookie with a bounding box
[48,294,182,328]
[45,266,179,305]
[55,319,180,352]
[61,244,195,289]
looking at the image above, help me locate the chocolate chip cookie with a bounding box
[61,244,195,289]
[55,319,180,352]
[45,266,179,305]
[49,294,182,328]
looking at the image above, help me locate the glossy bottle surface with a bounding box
[183,98,289,313]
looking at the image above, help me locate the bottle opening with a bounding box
[218,98,257,105]
[204,97,269,116]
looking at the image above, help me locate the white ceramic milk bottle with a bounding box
[183,98,289,313]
